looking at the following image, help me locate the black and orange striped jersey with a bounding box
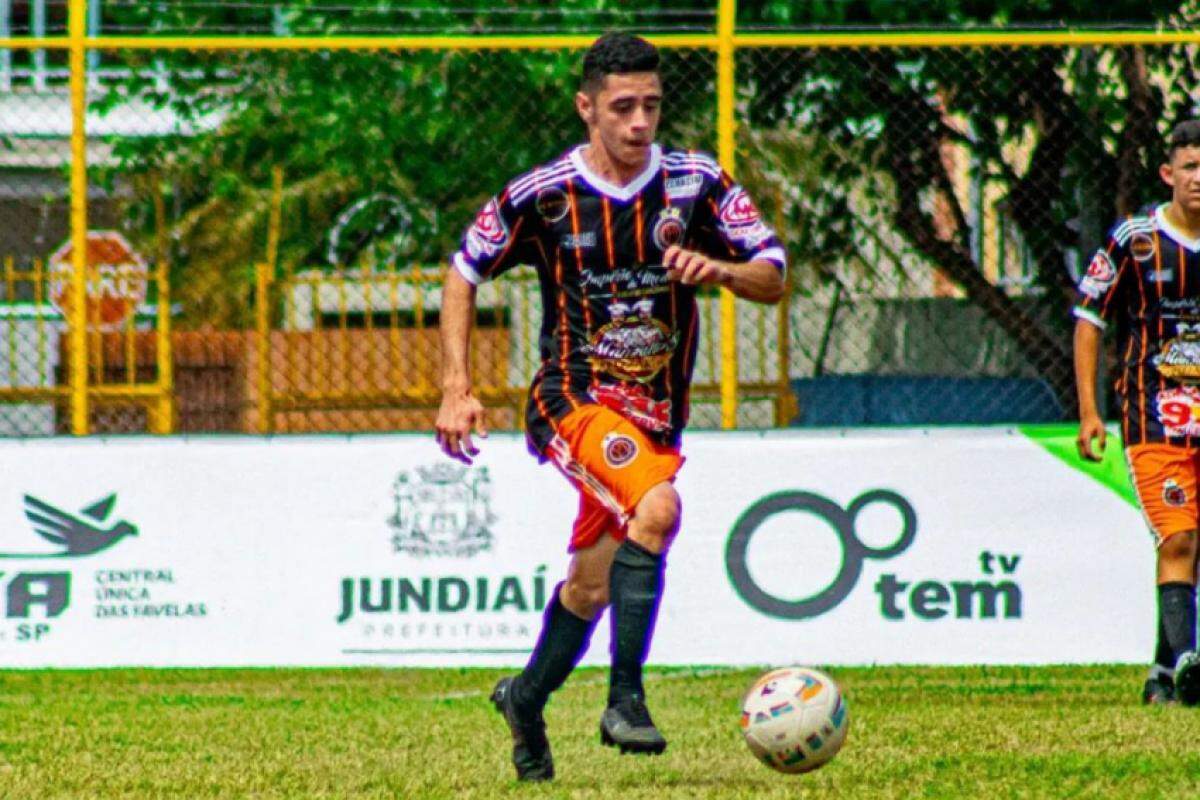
[1074,204,1200,445]
[451,143,786,457]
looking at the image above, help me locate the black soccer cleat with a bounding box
[490,676,554,781]
[599,696,667,755]
[1142,674,1176,705]
[1175,652,1200,706]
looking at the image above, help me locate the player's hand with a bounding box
[1076,413,1107,462]
[435,388,488,464]
[664,245,729,287]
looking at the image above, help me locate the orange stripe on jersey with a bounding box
[634,194,645,262]
[554,248,579,412]
[568,180,600,391]
[1154,231,1164,404]
[1182,241,1188,295]
[601,196,616,270]
[707,196,739,258]
[678,304,700,409]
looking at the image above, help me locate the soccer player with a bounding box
[1075,119,1200,706]
[435,33,785,780]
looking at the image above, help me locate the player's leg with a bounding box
[601,480,680,754]
[1127,444,1199,704]
[491,499,618,781]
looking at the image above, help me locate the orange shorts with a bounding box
[546,404,684,552]
[1126,443,1200,545]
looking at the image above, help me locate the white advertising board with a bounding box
[0,427,1151,667]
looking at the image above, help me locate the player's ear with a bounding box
[1161,160,1175,187]
[575,90,593,125]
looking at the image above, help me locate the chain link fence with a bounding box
[0,10,1196,434]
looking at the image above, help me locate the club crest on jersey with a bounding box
[466,197,510,259]
[1130,232,1156,262]
[1154,322,1200,383]
[582,298,678,383]
[536,187,570,223]
[665,173,703,200]
[1079,250,1116,299]
[652,207,686,250]
[1163,478,1188,508]
[602,432,639,469]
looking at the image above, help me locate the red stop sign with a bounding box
[49,231,149,330]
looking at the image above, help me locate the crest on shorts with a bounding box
[388,464,496,557]
[1163,478,1188,508]
[602,433,639,469]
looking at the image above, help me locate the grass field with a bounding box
[2,665,1199,798]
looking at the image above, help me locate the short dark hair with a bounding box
[1168,120,1200,158]
[581,33,660,94]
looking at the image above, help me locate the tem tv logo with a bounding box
[725,490,1022,621]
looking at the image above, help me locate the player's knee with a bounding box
[628,482,681,551]
[561,578,608,619]
[1159,529,1198,566]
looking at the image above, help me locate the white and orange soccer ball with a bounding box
[739,666,849,774]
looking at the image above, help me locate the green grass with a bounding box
[0,665,1198,798]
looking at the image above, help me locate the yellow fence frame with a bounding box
[22,0,1200,433]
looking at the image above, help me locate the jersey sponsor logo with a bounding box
[535,187,570,223]
[1163,478,1188,507]
[561,231,597,249]
[602,432,639,469]
[1130,232,1156,262]
[652,207,686,250]
[582,298,679,384]
[1156,385,1200,437]
[1079,250,1116,299]
[465,197,510,260]
[1148,269,1174,282]
[592,382,672,434]
[1154,321,1200,383]
[665,173,704,200]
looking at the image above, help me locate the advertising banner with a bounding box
[0,426,1152,667]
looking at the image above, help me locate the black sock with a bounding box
[608,538,665,707]
[512,582,596,714]
[1158,582,1197,666]
[1154,613,1176,673]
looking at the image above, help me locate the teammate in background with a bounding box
[1075,119,1200,705]
[435,33,785,780]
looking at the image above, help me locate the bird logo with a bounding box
[0,494,138,558]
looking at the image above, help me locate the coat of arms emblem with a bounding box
[388,464,496,557]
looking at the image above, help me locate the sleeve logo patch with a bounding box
[465,197,510,259]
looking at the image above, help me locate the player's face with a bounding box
[577,72,662,169]
[1162,145,1200,216]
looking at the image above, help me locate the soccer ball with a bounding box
[739,666,849,774]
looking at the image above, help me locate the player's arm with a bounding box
[1071,237,1127,462]
[436,268,488,464]
[1073,317,1106,462]
[662,246,783,304]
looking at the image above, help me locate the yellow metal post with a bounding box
[716,0,738,429]
[67,0,88,434]
[255,262,272,433]
[151,184,174,433]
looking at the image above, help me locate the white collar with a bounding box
[569,143,662,202]
[1155,204,1200,252]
